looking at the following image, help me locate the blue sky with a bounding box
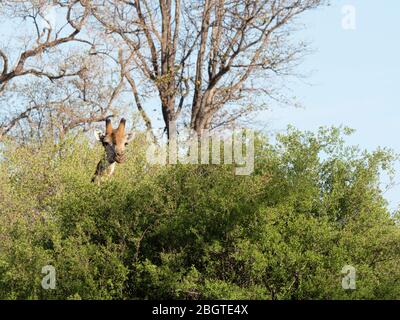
[264,0,400,209]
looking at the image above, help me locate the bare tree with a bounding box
[0,0,326,143]
[88,0,326,139]
[0,51,125,142]
[0,0,91,91]
[0,0,118,140]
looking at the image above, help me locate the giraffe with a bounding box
[92,117,134,184]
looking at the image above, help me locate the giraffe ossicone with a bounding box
[92,118,134,184]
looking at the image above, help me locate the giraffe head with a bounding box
[94,118,134,164]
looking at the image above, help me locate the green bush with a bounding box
[0,127,399,299]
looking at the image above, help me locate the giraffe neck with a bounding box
[92,154,116,184]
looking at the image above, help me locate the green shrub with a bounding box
[0,127,399,299]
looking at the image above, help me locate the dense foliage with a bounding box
[0,127,399,300]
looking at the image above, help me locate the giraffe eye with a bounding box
[125,142,129,146]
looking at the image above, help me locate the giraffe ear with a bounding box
[94,130,105,142]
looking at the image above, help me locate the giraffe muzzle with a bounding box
[115,154,126,164]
